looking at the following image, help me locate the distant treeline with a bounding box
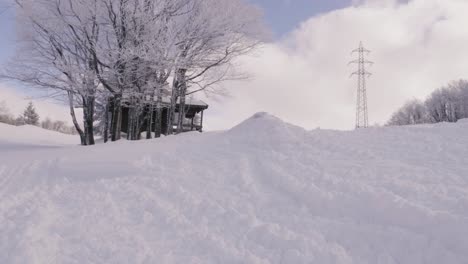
[387,80,468,126]
[0,101,77,135]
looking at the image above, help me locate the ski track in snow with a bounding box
[1,114,468,263]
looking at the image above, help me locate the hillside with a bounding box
[0,123,78,150]
[1,113,468,263]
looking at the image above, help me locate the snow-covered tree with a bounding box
[40,117,53,130]
[40,117,77,134]
[388,80,468,126]
[167,0,267,134]
[425,80,468,123]
[4,0,102,145]
[387,99,428,126]
[5,0,266,143]
[0,101,15,125]
[22,102,40,126]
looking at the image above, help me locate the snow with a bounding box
[0,123,78,150]
[1,114,468,263]
[457,118,468,124]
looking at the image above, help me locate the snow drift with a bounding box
[1,114,468,263]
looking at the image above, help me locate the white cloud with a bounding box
[204,0,468,131]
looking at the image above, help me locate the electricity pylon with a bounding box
[349,42,373,129]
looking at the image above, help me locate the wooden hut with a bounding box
[119,97,208,136]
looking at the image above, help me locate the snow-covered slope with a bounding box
[1,114,468,263]
[0,123,78,150]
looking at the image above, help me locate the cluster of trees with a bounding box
[2,0,266,145]
[1,101,40,126]
[0,101,77,134]
[387,80,468,126]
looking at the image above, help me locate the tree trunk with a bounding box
[127,98,134,140]
[176,69,188,134]
[81,95,95,146]
[155,100,162,138]
[82,97,90,145]
[67,92,86,145]
[167,68,186,135]
[167,89,177,135]
[177,89,187,134]
[85,95,95,145]
[146,101,153,139]
[128,95,145,141]
[155,107,162,137]
[103,99,110,143]
[135,102,142,140]
[111,95,122,141]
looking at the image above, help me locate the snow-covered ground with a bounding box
[0,123,78,150]
[1,113,468,263]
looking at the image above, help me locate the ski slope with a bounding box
[1,113,468,263]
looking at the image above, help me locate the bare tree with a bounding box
[3,0,103,145]
[4,0,266,143]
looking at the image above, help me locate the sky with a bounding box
[249,0,351,37]
[0,2,15,64]
[1,0,468,131]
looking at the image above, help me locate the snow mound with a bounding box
[227,112,307,144]
[1,114,468,263]
[0,123,78,149]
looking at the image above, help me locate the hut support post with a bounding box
[200,111,204,132]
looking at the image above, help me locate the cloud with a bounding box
[204,0,468,130]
